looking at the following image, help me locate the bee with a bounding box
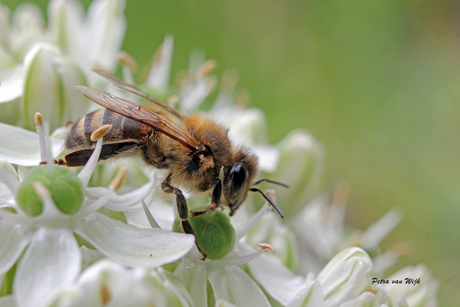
[63,69,286,259]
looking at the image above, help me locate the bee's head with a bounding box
[223,149,258,216]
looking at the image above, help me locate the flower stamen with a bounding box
[118,51,138,72]
[108,167,128,192]
[32,181,62,217]
[78,124,112,188]
[196,60,216,79]
[35,112,54,173]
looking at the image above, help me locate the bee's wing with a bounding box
[92,69,183,119]
[75,86,199,151]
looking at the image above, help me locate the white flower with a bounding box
[146,35,174,93]
[178,54,217,112]
[48,0,126,76]
[0,116,195,307]
[245,204,299,271]
[0,0,126,128]
[50,259,194,307]
[249,247,389,307]
[288,183,403,276]
[20,43,89,131]
[383,264,438,307]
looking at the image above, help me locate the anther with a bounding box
[257,243,275,253]
[90,124,112,142]
[109,167,128,192]
[34,113,43,131]
[196,60,217,78]
[118,51,138,72]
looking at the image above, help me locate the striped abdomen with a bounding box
[64,109,151,166]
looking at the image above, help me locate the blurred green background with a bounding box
[4,0,460,304]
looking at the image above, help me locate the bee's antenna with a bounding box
[253,178,289,189]
[250,188,284,218]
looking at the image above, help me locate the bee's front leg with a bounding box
[161,175,208,260]
[191,179,222,217]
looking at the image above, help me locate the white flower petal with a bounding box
[215,299,237,307]
[22,42,88,131]
[291,195,346,273]
[0,183,14,205]
[0,220,33,275]
[207,266,271,307]
[372,250,399,276]
[0,295,16,307]
[338,292,380,307]
[245,248,308,305]
[235,203,268,241]
[147,35,174,91]
[157,268,194,307]
[48,0,85,55]
[207,251,262,267]
[360,208,403,251]
[0,164,20,194]
[79,188,114,217]
[174,257,207,307]
[124,197,175,230]
[316,248,372,307]
[80,246,105,270]
[227,108,268,146]
[0,122,64,166]
[244,212,298,270]
[86,178,155,212]
[75,212,195,267]
[10,3,45,58]
[22,43,61,130]
[59,260,158,307]
[14,228,81,307]
[180,76,215,112]
[0,65,23,103]
[253,145,280,173]
[384,264,438,307]
[286,280,324,307]
[394,297,409,307]
[272,129,324,215]
[82,0,126,74]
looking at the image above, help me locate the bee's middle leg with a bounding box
[161,176,207,260]
[191,179,222,217]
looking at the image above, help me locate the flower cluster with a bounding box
[0,1,438,307]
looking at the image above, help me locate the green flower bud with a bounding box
[16,165,84,216]
[22,43,88,131]
[173,210,235,260]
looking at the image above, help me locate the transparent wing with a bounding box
[75,86,199,151]
[93,69,183,119]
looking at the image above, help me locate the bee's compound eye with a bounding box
[229,162,247,191]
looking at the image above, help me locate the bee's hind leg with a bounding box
[161,174,208,260]
[39,159,67,165]
[191,179,222,217]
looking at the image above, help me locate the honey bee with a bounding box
[63,69,286,259]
